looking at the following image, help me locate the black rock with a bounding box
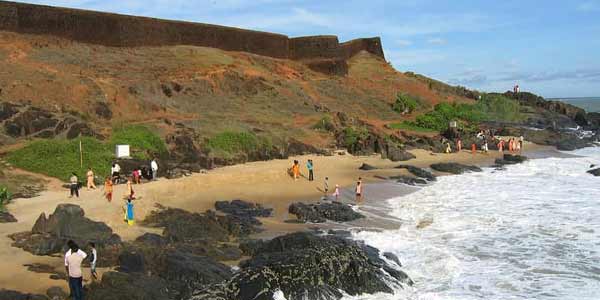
[9,204,122,266]
[214,200,273,218]
[190,232,412,300]
[359,163,378,170]
[0,211,17,223]
[288,202,364,223]
[495,154,528,166]
[386,147,416,162]
[117,249,146,273]
[166,168,192,179]
[0,289,47,300]
[430,163,482,174]
[390,175,428,186]
[383,252,402,266]
[86,271,177,300]
[587,168,600,176]
[239,239,266,257]
[134,233,167,247]
[395,165,437,181]
[46,286,68,300]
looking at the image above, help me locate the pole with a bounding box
[79,139,83,169]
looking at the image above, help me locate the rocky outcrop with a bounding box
[587,168,600,176]
[495,154,528,166]
[9,204,122,266]
[430,163,482,174]
[86,271,177,300]
[385,146,416,161]
[0,289,47,300]
[389,175,427,186]
[504,91,588,126]
[395,165,437,181]
[288,202,364,223]
[0,211,17,223]
[189,232,411,300]
[359,163,378,170]
[214,200,273,219]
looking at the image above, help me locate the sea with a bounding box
[552,97,600,113]
[344,147,600,300]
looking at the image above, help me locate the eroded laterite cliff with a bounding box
[0,0,383,75]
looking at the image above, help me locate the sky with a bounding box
[12,0,600,98]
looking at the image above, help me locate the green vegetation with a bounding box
[0,186,11,211]
[395,94,522,132]
[388,122,438,133]
[207,131,272,158]
[312,115,336,132]
[110,125,168,159]
[392,93,424,114]
[6,125,166,181]
[343,126,369,149]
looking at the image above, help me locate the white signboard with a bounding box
[115,145,130,158]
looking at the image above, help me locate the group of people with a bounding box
[289,159,363,203]
[64,240,98,300]
[441,130,524,155]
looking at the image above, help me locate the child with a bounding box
[323,177,329,194]
[104,176,113,202]
[332,184,340,201]
[132,169,140,184]
[355,180,363,203]
[89,242,98,280]
[123,198,134,225]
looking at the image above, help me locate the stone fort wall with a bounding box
[0,1,384,74]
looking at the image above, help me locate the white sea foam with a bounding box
[349,147,600,300]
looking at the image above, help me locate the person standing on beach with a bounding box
[103,176,113,202]
[89,242,98,281]
[457,138,462,152]
[292,160,300,181]
[498,140,504,152]
[445,141,452,154]
[69,173,79,198]
[355,180,363,203]
[65,241,86,300]
[471,143,476,155]
[86,168,96,190]
[519,136,524,153]
[111,162,121,182]
[150,158,159,181]
[482,140,489,153]
[333,184,340,201]
[124,198,134,225]
[307,159,314,181]
[126,177,135,200]
[324,177,329,194]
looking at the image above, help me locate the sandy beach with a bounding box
[0,143,552,294]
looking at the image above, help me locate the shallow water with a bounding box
[349,147,600,300]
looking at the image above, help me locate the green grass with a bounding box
[110,125,168,159]
[312,115,336,132]
[392,93,425,114]
[6,125,166,181]
[343,126,369,149]
[207,131,272,158]
[388,122,438,133]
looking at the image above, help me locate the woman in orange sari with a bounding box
[292,160,300,180]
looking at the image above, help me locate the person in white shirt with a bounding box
[150,159,158,181]
[111,162,121,181]
[89,242,98,280]
[65,240,87,300]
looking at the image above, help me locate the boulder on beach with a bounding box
[386,147,416,162]
[214,199,273,218]
[430,163,482,174]
[395,165,436,181]
[288,202,364,223]
[189,232,412,300]
[495,154,528,166]
[587,168,600,176]
[358,163,378,170]
[9,204,122,266]
[0,211,17,223]
[86,271,177,300]
[389,175,427,186]
[0,289,47,300]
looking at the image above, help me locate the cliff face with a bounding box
[0,1,383,75]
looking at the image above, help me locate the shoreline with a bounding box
[0,143,562,294]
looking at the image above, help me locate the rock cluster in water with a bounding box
[430,162,482,174]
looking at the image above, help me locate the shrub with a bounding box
[392,93,421,114]
[0,186,11,211]
[312,115,336,132]
[343,126,369,149]
[110,125,168,159]
[388,122,438,133]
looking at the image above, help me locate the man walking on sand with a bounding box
[69,173,79,198]
[65,241,87,300]
[151,158,159,181]
[86,168,96,190]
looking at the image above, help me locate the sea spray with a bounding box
[349,147,600,300]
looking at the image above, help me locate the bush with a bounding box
[388,122,438,133]
[312,115,336,132]
[110,125,168,159]
[0,186,11,211]
[343,126,369,149]
[392,93,422,114]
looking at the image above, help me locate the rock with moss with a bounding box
[288,202,364,223]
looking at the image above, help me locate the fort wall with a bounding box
[0,1,385,74]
